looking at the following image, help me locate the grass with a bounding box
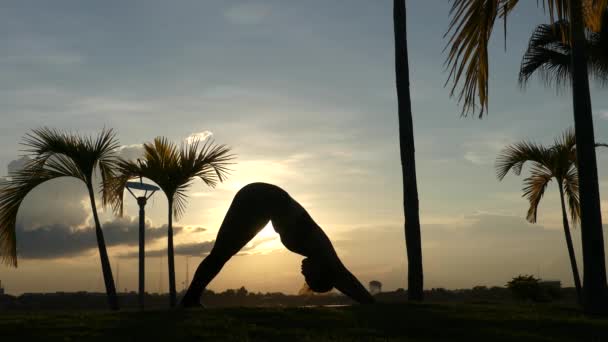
[1,302,607,341]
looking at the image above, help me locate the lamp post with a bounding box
[126,177,159,310]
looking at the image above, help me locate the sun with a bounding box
[246,221,282,253]
[258,221,278,238]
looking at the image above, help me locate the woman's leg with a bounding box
[181,186,271,307]
[180,248,232,307]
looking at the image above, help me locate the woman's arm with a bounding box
[305,225,375,304]
[333,266,375,304]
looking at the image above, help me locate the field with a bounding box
[1,302,607,341]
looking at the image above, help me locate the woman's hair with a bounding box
[301,258,335,293]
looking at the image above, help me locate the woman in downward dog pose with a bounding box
[181,182,375,307]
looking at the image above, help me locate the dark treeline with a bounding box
[0,286,580,311]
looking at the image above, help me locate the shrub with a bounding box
[472,285,488,292]
[506,275,547,302]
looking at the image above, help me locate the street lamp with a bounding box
[126,176,159,310]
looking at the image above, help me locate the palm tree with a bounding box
[445,0,608,314]
[519,7,608,87]
[496,129,582,303]
[0,128,119,310]
[108,137,233,307]
[393,0,423,300]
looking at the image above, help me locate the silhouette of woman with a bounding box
[181,182,375,307]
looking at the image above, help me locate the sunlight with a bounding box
[258,221,277,239]
[245,221,282,253]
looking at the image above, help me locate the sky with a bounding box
[1,1,608,296]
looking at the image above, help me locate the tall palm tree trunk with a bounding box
[87,182,119,310]
[569,0,608,314]
[167,200,177,307]
[393,0,423,301]
[557,182,583,304]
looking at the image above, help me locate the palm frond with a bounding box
[523,164,554,223]
[171,138,235,219]
[445,0,607,116]
[519,7,608,88]
[563,164,581,224]
[144,137,180,171]
[584,0,608,32]
[497,127,585,226]
[0,128,120,266]
[23,128,77,160]
[192,139,235,187]
[104,158,142,216]
[555,127,577,150]
[445,0,501,117]
[109,136,235,221]
[172,186,190,220]
[519,21,573,87]
[537,0,607,29]
[495,140,548,180]
[588,6,608,84]
[0,161,73,265]
[21,127,120,181]
[551,127,575,159]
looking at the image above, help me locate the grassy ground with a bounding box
[1,302,607,341]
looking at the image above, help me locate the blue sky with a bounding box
[1,1,608,295]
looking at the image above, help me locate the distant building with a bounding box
[539,280,561,290]
[539,280,561,287]
[369,280,382,295]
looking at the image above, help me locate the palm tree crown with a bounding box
[108,137,234,218]
[519,7,608,88]
[496,129,579,224]
[444,0,607,117]
[0,128,119,266]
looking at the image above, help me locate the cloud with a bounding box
[117,131,213,159]
[138,240,215,258]
[463,151,487,165]
[7,157,32,173]
[598,110,608,120]
[462,134,514,165]
[4,157,91,230]
[101,217,183,247]
[185,131,213,145]
[189,227,207,233]
[224,4,271,25]
[16,216,184,259]
[119,236,277,258]
[116,144,144,161]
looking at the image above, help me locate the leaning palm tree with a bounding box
[393,0,423,301]
[0,128,119,310]
[445,0,608,314]
[108,137,233,307]
[519,7,608,87]
[496,129,582,303]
